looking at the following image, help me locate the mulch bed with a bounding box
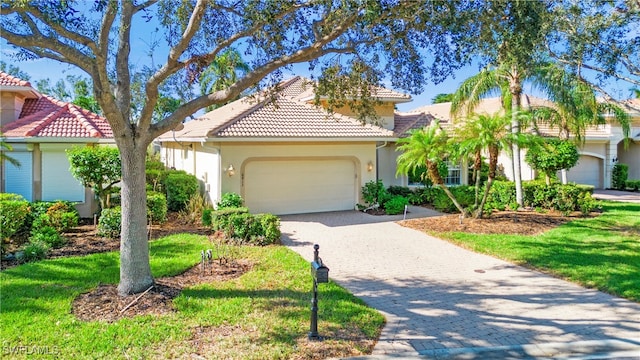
[72,259,252,322]
[400,210,597,235]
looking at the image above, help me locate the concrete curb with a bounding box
[337,339,640,359]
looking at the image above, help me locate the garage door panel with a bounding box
[562,155,602,188]
[244,159,356,215]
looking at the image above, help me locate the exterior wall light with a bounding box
[226,164,236,177]
[367,161,374,172]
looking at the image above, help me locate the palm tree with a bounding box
[199,49,250,112]
[530,64,630,183]
[396,121,467,217]
[0,133,20,168]
[453,112,516,218]
[450,65,527,208]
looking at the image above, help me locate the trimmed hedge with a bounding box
[626,180,640,191]
[612,163,629,190]
[385,196,409,215]
[209,207,280,245]
[487,181,596,214]
[217,192,244,209]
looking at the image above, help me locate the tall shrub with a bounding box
[164,171,199,211]
[612,163,629,190]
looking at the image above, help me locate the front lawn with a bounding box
[422,202,640,302]
[0,234,384,359]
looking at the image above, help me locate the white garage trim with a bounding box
[242,156,360,215]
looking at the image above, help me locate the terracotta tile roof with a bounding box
[411,96,554,122]
[161,77,397,140]
[0,71,32,87]
[393,111,438,137]
[214,97,393,138]
[2,94,113,138]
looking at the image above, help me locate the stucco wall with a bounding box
[377,144,406,186]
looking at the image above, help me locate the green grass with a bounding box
[430,202,640,302]
[0,235,384,359]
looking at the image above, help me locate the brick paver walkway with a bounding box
[280,210,640,356]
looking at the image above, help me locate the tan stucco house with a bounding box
[158,76,442,215]
[412,96,640,189]
[0,71,115,217]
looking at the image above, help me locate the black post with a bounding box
[309,244,321,340]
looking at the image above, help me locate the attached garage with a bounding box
[243,158,357,215]
[565,155,603,188]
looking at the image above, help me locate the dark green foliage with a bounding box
[385,196,409,215]
[409,187,440,205]
[431,186,476,213]
[66,145,121,210]
[98,206,121,239]
[626,180,640,191]
[22,239,50,263]
[487,181,595,214]
[44,201,79,233]
[146,159,165,171]
[612,164,629,190]
[387,186,414,198]
[164,171,199,211]
[362,180,390,207]
[29,226,66,248]
[202,208,213,227]
[217,192,244,209]
[147,191,168,223]
[525,138,579,182]
[146,169,164,192]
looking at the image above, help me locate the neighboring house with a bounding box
[158,76,444,215]
[412,96,640,189]
[0,72,114,217]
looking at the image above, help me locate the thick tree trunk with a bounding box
[117,142,154,295]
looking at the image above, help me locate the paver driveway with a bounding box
[280,209,640,357]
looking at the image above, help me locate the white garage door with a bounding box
[244,159,357,215]
[565,155,603,188]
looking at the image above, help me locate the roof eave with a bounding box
[202,136,398,143]
[0,85,40,99]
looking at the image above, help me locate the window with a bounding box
[444,159,461,186]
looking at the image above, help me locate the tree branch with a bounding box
[25,6,98,53]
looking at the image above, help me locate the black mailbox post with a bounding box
[309,244,329,340]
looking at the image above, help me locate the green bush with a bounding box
[164,171,200,211]
[29,226,66,248]
[22,239,50,263]
[578,192,598,215]
[0,199,30,241]
[210,207,249,232]
[387,186,414,198]
[147,191,168,223]
[210,207,280,245]
[362,180,390,207]
[217,192,244,209]
[146,169,164,192]
[146,159,165,171]
[202,208,214,227]
[626,180,640,191]
[409,186,438,205]
[98,206,121,238]
[485,181,516,211]
[385,196,409,215]
[28,201,79,233]
[258,213,281,245]
[612,163,629,190]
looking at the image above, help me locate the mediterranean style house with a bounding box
[0,71,114,217]
[158,76,452,215]
[412,96,640,189]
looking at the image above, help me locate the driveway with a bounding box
[593,189,640,203]
[280,208,640,358]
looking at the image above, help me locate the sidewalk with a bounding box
[281,210,640,359]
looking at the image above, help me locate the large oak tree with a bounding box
[1,0,472,295]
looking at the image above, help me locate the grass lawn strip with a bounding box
[0,234,384,359]
[427,202,640,302]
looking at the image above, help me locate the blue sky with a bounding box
[1,32,635,114]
